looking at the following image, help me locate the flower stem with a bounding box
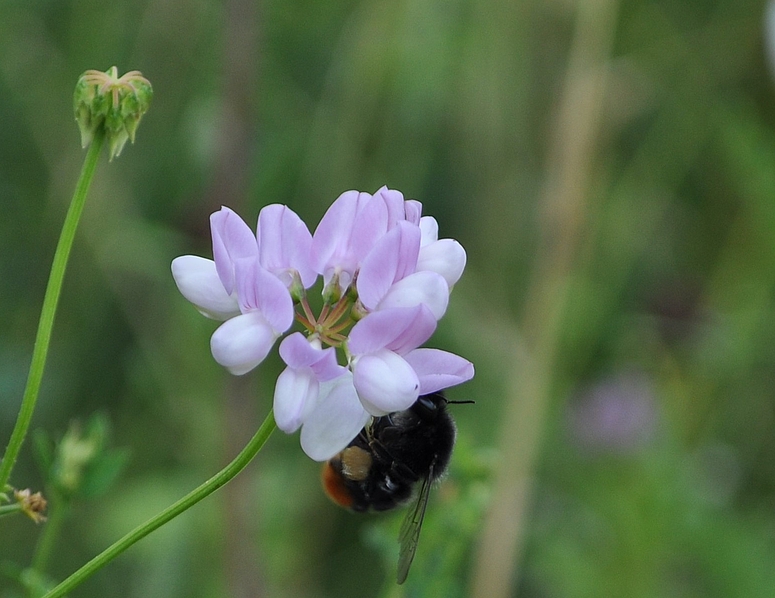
[0,503,22,518]
[31,494,68,575]
[0,132,105,491]
[41,411,277,598]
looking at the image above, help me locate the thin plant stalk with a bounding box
[0,132,105,491]
[31,494,68,576]
[469,0,620,595]
[41,411,277,598]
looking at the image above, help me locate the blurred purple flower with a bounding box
[566,372,658,454]
[766,1,775,79]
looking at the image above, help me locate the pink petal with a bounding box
[171,256,240,320]
[375,186,406,229]
[273,366,319,433]
[376,271,450,320]
[257,204,316,288]
[210,311,277,375]
[210,207,258,295]
[278,333,346,381]
[310,191,365,275]
[357,222,421,310]
[356,238,398,311]
[404,348,475,395]
[279,332,322,368]
[348,193,389,264]
[300,373,371,461]
[417,239,467,287]
[348,305,436,356]
[310,350,347,382]
[404,200,423,226]
[234,258,294,333]
[383,304,438,354]
[352,349,420,415]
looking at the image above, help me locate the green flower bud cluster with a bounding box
[74,66,153,160]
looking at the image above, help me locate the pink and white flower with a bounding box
[172,187,475,460]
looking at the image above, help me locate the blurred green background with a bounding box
[3,0,775,596]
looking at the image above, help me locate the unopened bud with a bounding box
[322,272,343,305]
[288,271,306,303]
[74,66,152,160]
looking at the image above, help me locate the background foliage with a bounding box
[2,0,775,596]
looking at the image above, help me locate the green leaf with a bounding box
[79,449,131,499]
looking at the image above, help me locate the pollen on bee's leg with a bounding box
[340,446,372,481]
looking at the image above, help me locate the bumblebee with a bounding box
[322,392,468,584]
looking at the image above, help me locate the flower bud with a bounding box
[54,421,101,495]
[14,489,47,524]
[74,66,153,160]
[322,271,343,304]
[288,271,306,303]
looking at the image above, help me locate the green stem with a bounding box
[31,494,68,575]
[0,133,105,490]
[42,411,277,598]
[0,503,22,518]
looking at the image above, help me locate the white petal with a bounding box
[417,239,467,288]
[352,349,419,416]
[210,312,277,375]
[171,256,240,320]
[419,216,439,246]
[300,374,371,461]
[273,366,319,433]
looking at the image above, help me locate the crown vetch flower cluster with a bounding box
[172,187,474,460]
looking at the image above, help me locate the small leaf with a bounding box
[79,449,130,499]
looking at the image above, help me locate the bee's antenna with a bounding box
[446,399,475,405]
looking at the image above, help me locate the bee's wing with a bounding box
[396,464,435,584]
